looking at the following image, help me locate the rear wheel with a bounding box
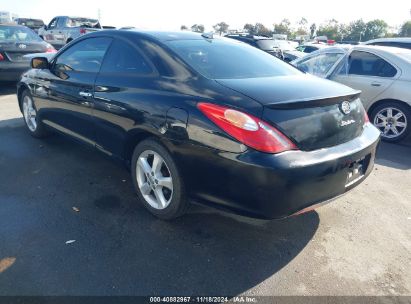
[370,102,410,143]
[131,139,188,219]
[21,90,49,138]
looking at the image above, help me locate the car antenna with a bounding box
[201,32,214,39]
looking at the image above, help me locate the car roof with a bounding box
[364,37,411,44]
[0,23,27,28]
[92,30,211,42]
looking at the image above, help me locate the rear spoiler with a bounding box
[265,91,361,109]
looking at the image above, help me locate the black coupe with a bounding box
[17,30,380,219]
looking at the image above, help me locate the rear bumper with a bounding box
[174,123,381,219]
[0,62,30,81]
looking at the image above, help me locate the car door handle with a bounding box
[371,82,382,87]
[79,91,92,97]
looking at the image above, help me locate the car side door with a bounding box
[33,37,112,144]
[92,37,159,157]
[331,50,399,109]
[53,17,67,47]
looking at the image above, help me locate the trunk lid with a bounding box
[216,75,366,151]
[1,41,48,62]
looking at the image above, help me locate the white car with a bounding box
[291,45,411,142]
[363,38,411,50]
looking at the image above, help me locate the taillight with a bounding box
[197,102,297,154]
[0,53,4,61]
[46,44,56,53]
[79,28,86,34]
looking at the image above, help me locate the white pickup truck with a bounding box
[38,16,102,49]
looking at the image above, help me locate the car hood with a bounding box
[215,74,357,106]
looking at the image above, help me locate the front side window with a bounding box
[48,18,57,29]
[100,39,153,75]
[166,38,301,79]
[348,51,397,77]
[53,37,112,76]
[296,53,344,77]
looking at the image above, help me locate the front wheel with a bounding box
[131,139,188,219]
[370,102,410,143]
[21,91,49,138]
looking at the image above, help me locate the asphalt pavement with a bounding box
[0,82,410,296]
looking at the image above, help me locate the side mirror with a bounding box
[31,57,49,69]
[42,25,47,30]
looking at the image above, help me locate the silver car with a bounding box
[291,45,411,142]
[38,16,101,48]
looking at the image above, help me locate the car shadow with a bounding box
[0,82,17,96]
[0,123,319,295]
[376,140,411,170]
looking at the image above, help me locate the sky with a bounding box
[1,0,410,32]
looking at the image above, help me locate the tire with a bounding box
[21,90,50,138]
[131,138,188,219]
[370,102,411,143]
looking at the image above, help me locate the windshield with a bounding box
[166,38,301,79]
[0,25,42,42]
[68,18,101,28]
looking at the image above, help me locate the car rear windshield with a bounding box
[17,19,44,27]
[166,38,301,79]
[0,25,42,42]
[68,18,101,28]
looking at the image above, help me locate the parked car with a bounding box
[17,30,380,220]
[296,42,329,53]
[272,40,305,62]
[363,37,411,50]
[14,18,45,33]
[38,16,102,48]
[0,24,55,81]
[291,45,411,142]
[225,33,283,58]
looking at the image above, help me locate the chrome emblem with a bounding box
[340,101,351,115]
[18,44,27,49]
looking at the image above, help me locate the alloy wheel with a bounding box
[22,95,37,132]
[136,150,173,210]
[373,107,407,139]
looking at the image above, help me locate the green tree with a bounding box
[296,17,308,35]
[191,24,205,33]
[399,20,411,37]
[213,22,229,35]
[309,23,317,38]
[180,25,188,31]
[345,19,367,41]
[243,23,256,35]
[243,23,271,36]
[316,19,340,40]
[254,23,272,36]
[363,19,388,41]
[273,19,292,37]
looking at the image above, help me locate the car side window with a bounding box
[100,39,153,75]
[48,18,58,29]
[297,53,344,77]
[53,37,112,77]
[348,51,397,77]
[57,17,66,28]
